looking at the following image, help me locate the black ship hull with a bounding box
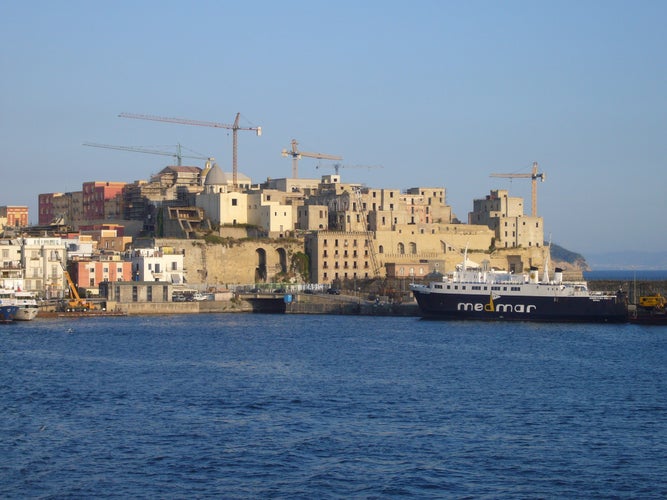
[412,290,628,323]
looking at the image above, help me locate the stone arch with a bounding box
[276,247,288,274]
[255,248,267,282]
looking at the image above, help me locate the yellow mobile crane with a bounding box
[56,256,96,312]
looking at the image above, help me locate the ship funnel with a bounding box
[554,267,563,284]
[529,266,539,284]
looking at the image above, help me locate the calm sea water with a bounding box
[2,314,666,499]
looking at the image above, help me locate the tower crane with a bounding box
[317,163,384,175]
[281,139,342,178]
[83,142,212,166]
[490,161,545,217]
[119,112,261,190]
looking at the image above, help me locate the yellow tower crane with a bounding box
[119,112,261,190]
[281,139,342,178]
[490,161,546,216]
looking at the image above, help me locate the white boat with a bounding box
[13,291,40,321]
[0,289,39,321]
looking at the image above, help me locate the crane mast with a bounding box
[354,188,381,279]
[119,112,261,190]
[490,161,545,217]
[281,139,342,178]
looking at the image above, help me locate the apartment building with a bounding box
[468,189,544,249]
[0,206,29,228]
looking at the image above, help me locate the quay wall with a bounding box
[38,280,665,319]
[588,279,667,303]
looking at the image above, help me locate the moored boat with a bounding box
[13,291,40,321]
[0,288,40,321]
[0,304,19,323]
[410,259,628,323]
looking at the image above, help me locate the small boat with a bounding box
[0,288,39,321]
[410,256,628,323]
[0,304,19,323]
[13,291,40,321]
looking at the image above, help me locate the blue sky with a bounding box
[1,0,665,256]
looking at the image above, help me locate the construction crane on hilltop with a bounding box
[490,161,545,217]
[317,163,384,176]
[83,142,212,166]
[119,112,261,190]
[281,139,342,178]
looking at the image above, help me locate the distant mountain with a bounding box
[549,243,589,272]
[583,251,667,270]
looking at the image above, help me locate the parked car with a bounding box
[248,287,261,293]
[327,288,341,295]
[273,288,286,293]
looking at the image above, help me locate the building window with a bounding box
[147,286,153,302]
[232,198,238,206]
[132,286,138,302]
[378,245,384,254]
[163,286,169,301]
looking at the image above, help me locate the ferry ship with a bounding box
[410,259,628,323]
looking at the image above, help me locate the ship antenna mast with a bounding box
[543,236,552,283]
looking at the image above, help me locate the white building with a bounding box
[247,191,294,237]
[127,247,185,284]
[196,164,249,226]
[0,238,24,290]
[21,237,67,297]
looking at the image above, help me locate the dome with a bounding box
[204,164,228,186]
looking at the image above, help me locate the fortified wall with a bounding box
[155,237,305,286]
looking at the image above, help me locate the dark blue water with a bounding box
[2,315,666,498]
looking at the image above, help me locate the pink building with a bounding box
[70,259,133,293]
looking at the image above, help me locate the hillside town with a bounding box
[1,159,551,308]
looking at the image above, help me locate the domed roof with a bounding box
[204,163,228,186]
